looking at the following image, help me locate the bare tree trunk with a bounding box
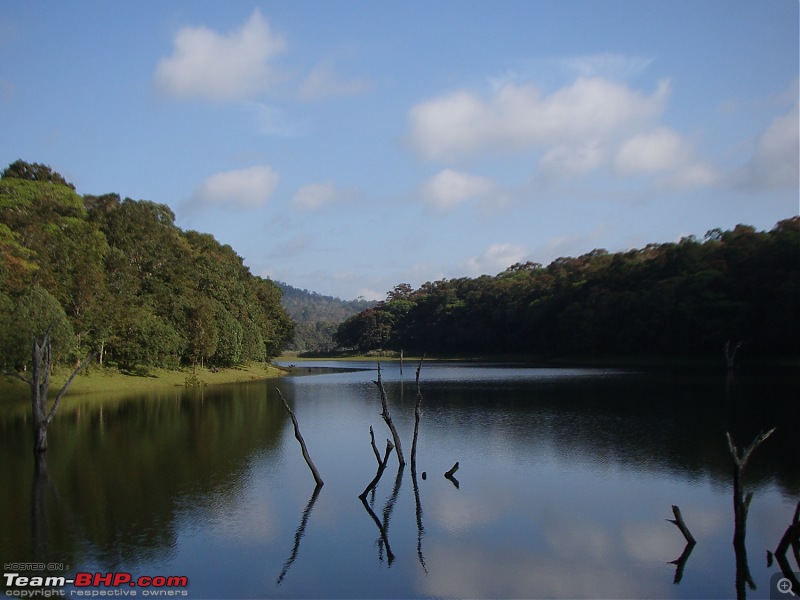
[411,356,424,473]
[374,363,405,466]
[276,388,324,487]
[6,331,95,460]
[667,504,696,545]
[726,429,775,599]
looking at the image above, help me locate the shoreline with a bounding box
[1,362,289,403]
[4,352,797,405]
[280,350,800,372]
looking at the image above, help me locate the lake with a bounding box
[1,361,798,599]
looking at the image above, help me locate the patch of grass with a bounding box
[1,362,288,403]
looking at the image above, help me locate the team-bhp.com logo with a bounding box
[4,571,189,597]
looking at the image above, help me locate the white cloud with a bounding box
[408,77,670,162]
[738,103,799,189]
[613,127,720,188]
[463,243,529,276]
[540,141,608,178]
[192,165,279,209]
[154,9,285,102]
[420,169,497,212]
[291,181,352,211]
[614,127,687,175]
[298,58,373,101]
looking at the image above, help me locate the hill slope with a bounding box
[277,282,375,352]
[0,160,293,372]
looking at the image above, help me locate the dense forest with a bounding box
[0,160,293,373]
[336,219,799,361]
[277,282,374,352]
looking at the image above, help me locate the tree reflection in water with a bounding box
[275,483,322,585]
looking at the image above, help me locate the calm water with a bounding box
[1,361,798,599]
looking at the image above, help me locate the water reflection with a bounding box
[1,382,286,572]
[276,484,322,585]
[2,363,799,599]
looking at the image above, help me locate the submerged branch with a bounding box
[445,462,460,489]
[374,363,405,466]
[359,439,394,500]
[276,388,324,487]
[667,505,696,545]
[411,355,425,473]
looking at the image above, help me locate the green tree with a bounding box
[187,300,218,369]
[0,285,75,370]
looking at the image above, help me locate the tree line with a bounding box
[0,160,293,374]
[335,219,799,361]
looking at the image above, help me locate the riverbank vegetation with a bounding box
[335,218,799,364]
[0,161,294,378]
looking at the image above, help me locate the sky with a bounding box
[1,1,798,301]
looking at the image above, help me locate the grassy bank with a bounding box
[1,362,288,403]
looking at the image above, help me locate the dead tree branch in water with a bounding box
[410,355,427,572]
[410,355,425,473]
[667,505,696,545]
[5,329,96,463]
[666,505,696,584]
[276,388,324,488]
[445,462,460,488]
[374,363,405,466]
[369,425,381,464]
[359,438,394,500]
[726,428,775,597]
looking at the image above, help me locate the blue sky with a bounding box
[2,1,797,300]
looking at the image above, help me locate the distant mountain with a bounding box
[276,282,376,352]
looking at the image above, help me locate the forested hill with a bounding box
[277,282,375,352]
[0,160,293,372]
[336,219,800,361]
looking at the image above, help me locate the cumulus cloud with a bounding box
[540,141,608,178]
[463,243,529,276]
[420,169,497,212]
[291,181,353,211]
[612,126,719,188]
[408,77,670,162]
[192,165,280,209]
[614,127,686,175]
[298,58,373,101]
[738,103,799,189]
[154,9,285,102]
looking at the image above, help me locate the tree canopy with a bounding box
[336,219,800,361]
[0,160,293,372]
